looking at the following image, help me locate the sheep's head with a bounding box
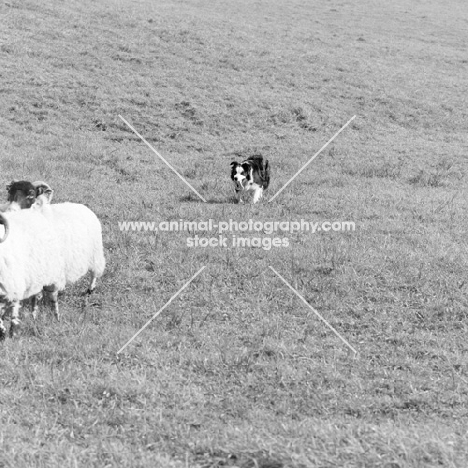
[32,181,54,204]
[6,180,36,209]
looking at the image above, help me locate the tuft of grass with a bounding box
[409,159,460,188]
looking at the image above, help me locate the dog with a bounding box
[230,155,270,204]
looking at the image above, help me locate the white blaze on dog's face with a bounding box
[233,165,247,188]
[231,162,253,190]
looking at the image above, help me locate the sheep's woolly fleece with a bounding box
[34,202,105,287]
[0,209,66,301]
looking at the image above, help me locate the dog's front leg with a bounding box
[235,189,244,204]
[252,187,263,204]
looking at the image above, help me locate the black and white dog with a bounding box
[230,155,270,204]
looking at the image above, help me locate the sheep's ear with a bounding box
[45,189,54,203]
[6,180,17,193]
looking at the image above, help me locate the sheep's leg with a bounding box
[50,291,59,321]
[87,275,97,295]
[0,303,6,341]
[44,286,60,321]
[30,292,43,320]
[9,301,21,338]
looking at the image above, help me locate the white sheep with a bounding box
[0,181,106,338]
[0,209,66,339]
[31,181,106,318]
[0,181,50,322]
[0,180,49,323]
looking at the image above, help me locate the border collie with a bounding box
[230,155,270,204]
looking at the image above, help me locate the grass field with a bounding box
[1,0,468,466]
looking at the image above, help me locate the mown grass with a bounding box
[1,0,468,466]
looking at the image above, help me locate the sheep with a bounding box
[30,181,106,319]
[0,180,44,319]
[0,180,45,319]
[0,180,105,337]
[0,209,66,339]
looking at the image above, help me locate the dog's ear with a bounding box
[230,161,238,168]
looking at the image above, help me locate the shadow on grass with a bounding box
[192,450,287,468]
[179,194,236,204]
[205,197,234,204]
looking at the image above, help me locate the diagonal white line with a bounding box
[118,115,207,203]
[117,266,206,354]
[268,115,356,202]
[269,266,358,354]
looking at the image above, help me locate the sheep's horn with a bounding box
[0,214,9,243]
[32,181,52,191]
[32,181,54,202]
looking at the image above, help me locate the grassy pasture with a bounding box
[1,0,468,466]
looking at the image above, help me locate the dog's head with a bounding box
[230,161,253,190]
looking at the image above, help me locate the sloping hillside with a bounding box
[0,0,467,466]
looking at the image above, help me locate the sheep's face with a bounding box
[6,181,36,209]
[33,181,54,204]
